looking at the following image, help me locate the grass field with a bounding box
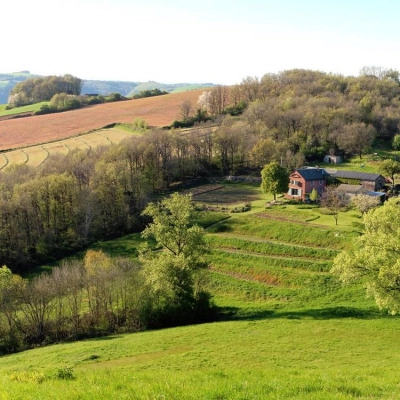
[0,102,48,118]
[1,182,398,399]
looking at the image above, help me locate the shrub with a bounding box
[55,366,75,380]
[34,104,56,115]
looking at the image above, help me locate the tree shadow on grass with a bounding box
[87,335,120,342]
[218,306,394,321]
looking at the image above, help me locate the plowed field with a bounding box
[0,89,204,151]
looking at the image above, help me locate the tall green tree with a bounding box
[139,193,210,324]
[332,198,400,314]
[392,134,400,151]
[260,161,289,200]
[379,159,400,189]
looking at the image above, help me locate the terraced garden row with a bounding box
[202,208,365,310]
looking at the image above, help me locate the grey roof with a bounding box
[336,184,366,194]
[325,169,383,181]
[366,191,386,197]
[294,168,327,181]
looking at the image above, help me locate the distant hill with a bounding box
[0,71,215,104]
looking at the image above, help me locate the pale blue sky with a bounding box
[3,0,400,84]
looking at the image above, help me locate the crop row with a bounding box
[209,251,330,284]
[0,128,133,170]
[209,215,358,250]
[206,234,338,261]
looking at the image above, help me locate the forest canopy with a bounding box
[8,74,82,106]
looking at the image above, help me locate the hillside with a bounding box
[1,185,400,398]
[81,79,214,96]
[0,89,204,151]
[0,71,214,104]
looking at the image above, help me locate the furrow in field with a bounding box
[207,233,339,259]
[215,247,332,268]
[23,146,48,167]
[0,153,8,170]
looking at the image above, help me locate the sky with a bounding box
[2,0,400,85]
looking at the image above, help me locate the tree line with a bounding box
[0,193,214,355]
[0,121,228,272]
[176,67,400,172]
[233,68,400,163]
[8,74,82,107]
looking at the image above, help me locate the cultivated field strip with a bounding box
[207,268,298,301]
[211,250,331,278]
[215,215,353,251]
[0,127,135,169]
[97,128,133,143]
[0,89,204,151]
[207,234,339,260]
[205,209,342,303]
[2,149,28,167]
[0,153,8,169]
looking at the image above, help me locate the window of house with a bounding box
[291,189,298,196]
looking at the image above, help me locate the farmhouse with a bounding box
[285,167,387,201]
[285,168,327,201]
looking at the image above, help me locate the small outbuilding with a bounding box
[323,155,342,165]
[325,169,386,191]
[335,184,367,197]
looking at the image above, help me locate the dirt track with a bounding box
[0,89,204,151]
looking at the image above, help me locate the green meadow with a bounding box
[0,102,48,116]
[1,183,400,399]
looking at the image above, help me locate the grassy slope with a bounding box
[0,102,48,116]
[1,183,399,399]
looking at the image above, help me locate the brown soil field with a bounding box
[190,184,260,205]
[0,89,205,151]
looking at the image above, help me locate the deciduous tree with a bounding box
[332,198,400,314]
[260,161,289,201]
[320,186,350,225]
[140,193,210,323]
[352,193,381,215]
[379,159,400,189]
